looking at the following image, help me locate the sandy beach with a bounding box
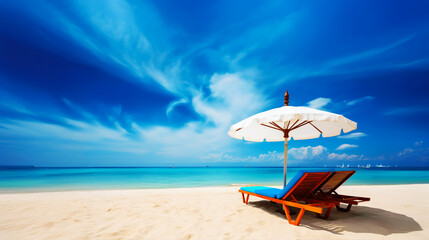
[0,184,427,240]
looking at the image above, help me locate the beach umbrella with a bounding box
[227,91,357,186]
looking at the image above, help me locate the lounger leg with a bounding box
[240,192,250,205]
[316,207,332,219]
[283,204,305,226]
[336,203,352,212]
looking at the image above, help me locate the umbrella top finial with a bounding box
[284,90,289,106]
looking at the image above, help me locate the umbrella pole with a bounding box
[283,138,288,187]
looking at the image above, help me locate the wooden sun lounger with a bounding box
[312,170,370,212]
[239,171,336,226]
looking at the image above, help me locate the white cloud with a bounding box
[328,153,365,161]
[398,148,414,157]
[202,151,283,163]
[336,144,358,150]
[192,72,268,126]
[306,98,332,110]
[288,145,328,160]
[346,96,374,106]
[257,151,284,162]
[337,132,367,139]
[394,143,429,164]
[206,145,365,164]
[415,140,423,147]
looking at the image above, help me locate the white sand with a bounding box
[0,184,428,240]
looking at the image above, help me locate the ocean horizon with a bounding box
[1,166,429,193]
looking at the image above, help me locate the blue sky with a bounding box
[1,0,428,167]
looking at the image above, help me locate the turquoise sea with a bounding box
[1,167,428,192]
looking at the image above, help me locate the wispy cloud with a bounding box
[21,0,187,97]
[0,118,145,155]
[306,98,332,110]
[336,144,358,150]
[166,99,188,117]
[395,142,429,164]
[1,73,268,161]
[1,0,275,165]
[0,97,143,154]
[2,0,429,167]
[326,35,414,68]
[20,1,270,148]
[398,148,414,157]
[393,58,429,68]
[345,96,374,106]
[280,35,420,81]
[338,132,367,139]
[139,71,269,158]
[384,106,429,115]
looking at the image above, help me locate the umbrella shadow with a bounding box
[248,201,423,235]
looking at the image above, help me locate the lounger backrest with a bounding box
[277,170,332,200]
[315,170,355,195]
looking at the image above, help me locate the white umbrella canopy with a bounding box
[227,91,357,186]
[228,106,357,141]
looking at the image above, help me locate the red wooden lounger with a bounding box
[312,170,370,212]
[239,171,336,226]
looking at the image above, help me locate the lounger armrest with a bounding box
[283,200,335,214]
[333,194,370,202]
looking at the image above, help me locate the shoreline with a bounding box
[1,182,429,194]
